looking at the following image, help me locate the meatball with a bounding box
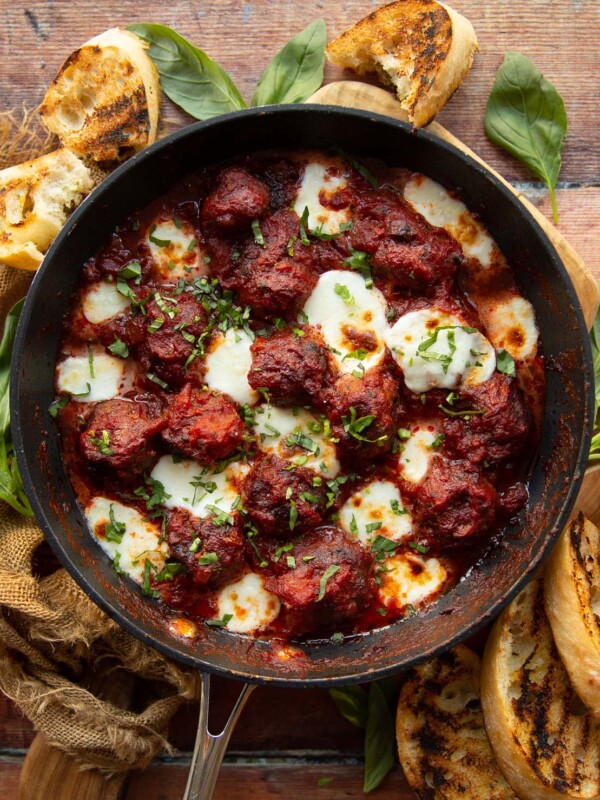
[236,258,317,321]
[243,455,328,538]
[161,384,245,464]
[201,167,270,231]
[83,233,136,282]
[80,396,165,478]
[350,192,462,290]
[138,290,207,388]
[248,328,330,405]
[406,458,500,546]
[165,508,245,588]
[442,373,530,466]
[325,366,402,463]
[264,526,377,635]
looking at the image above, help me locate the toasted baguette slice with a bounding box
[481,574,600,800]
[0,148,94,270]
[396,645,518,799]
[326,0,478,127]
[545,515,600,720]
[40,28,160,162]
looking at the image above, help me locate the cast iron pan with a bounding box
[11,106,594,688]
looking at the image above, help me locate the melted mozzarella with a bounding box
[147,217,207,280]
[339,480,412,547]
[56,349,130,401]
[82,282,130,324]
[204,328,258,405]
[303,270,388,374]
[477,295,538,361]
[379,552,447,609]
[404,175,500,268]
[253,404,339,478]
[293,161,350,235]
[385,308,496,393]
[85,497,167,583]
[216,572,281,633]
[398,424,438,483]
[150,455,248,519]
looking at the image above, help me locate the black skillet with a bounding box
[11,106,593,799]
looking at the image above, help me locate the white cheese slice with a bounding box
[82,282,130,324]
[215,572,281,633]
[302,270,388,374]
[150,455,249,519]
[293,161,350,235]
[253,404,340,478]
[385,308,496,393]
[339,479,413,547]
[56,349,130,401]
[379,552,447,609]
[147,217,207,280]
[477,295,538,361]
[404,175,500,268]
[85,497,167,583]
[398,424,438,484]
[204,328,258,405]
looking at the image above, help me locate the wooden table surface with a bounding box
[2,1,600,797]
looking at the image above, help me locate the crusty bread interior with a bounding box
[40,28,160,162]
[397,644,517,799]
[326,0,478,127]
[545,515,600,720]
[481,574,600,800]
[0,148,94,270]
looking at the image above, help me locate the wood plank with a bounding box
[1,0,599,182]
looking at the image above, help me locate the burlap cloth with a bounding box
[0,108,201,774]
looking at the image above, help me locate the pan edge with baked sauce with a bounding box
[11,106,593,686]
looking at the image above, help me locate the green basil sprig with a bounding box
[128,20,327,121]
[251,19,326,106]
[484,52,567,223]
[329,677,397,793]
[0,299,33,517]
[128,23,247,119]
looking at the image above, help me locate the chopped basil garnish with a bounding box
[117,260,142,280]
[198,552,219,565]
[206,614,233,628]
[316,564,340,601]
[105,504,126,543]
[496,348,516,377]
[149,224,171,247]
[108,338,129,358]
[251,219,265,246]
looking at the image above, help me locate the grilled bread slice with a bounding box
[396,645,518,799]
[326,0,478,127]
[481,574,600,800]
[40,28,160,162]
[545,515,600,720]
[0,148,94,270]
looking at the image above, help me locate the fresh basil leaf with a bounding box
[128,23,246,120]
[484,52,567,223]
[329,685,369,729]
[363,680,396,793]
[0,299,24,439]
[496,348,516,377]
[251,19,326,106]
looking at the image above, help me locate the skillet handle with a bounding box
[183,673,255,800]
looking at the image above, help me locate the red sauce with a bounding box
[53,151,543,642]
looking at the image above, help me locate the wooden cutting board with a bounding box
[307,81,599,328]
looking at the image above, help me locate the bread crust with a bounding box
[545,515,600,719]
[326,0,478,127]
[397,644,518,799]
[40,28,160,162]
[481,575,600,800]
[0,148,93,269]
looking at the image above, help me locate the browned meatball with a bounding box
[442,373,530,466]
[350,192,462,290]
[201,167,270,231]
[405,458,500,547]
[325,366,402,464]
[161,384,244,464]
[243,455,328,538]
[165,508,245,588]
[80,396,165,478]
[264,526,377,635]
[235,258,317,321]
[138,290,207,388]
[248,328,330,405]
